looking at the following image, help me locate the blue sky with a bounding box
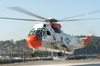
[0,0,100,41]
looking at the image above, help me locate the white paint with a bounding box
[33,23,44,29]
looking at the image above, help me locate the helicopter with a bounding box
[0,7,100,57]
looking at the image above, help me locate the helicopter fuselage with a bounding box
[26,23,91,54]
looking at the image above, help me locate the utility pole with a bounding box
[23,48,25,62]
[10,39,13,62]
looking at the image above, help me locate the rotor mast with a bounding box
[45,18,58,23]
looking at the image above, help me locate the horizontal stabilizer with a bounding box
[83,35,92,47]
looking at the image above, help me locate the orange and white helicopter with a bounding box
[0,7,100,57]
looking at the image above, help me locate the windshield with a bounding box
[28,28,43,35]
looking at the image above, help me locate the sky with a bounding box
[0,0,100,41]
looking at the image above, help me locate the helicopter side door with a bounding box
[42,30,55,48]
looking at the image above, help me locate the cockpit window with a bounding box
[28,28,43,35]
[35,30,42,34]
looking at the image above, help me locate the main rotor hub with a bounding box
[45,18,58,23]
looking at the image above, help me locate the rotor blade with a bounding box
[58,18,100,22]
[0,17,44,21]
[60,10,100,20]
[8,7,46,19]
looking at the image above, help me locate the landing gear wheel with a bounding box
[31,52,36,57]
[58,52,63,56]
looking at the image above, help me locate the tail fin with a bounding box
[83,35,92,47]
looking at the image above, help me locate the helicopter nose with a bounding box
[26,35,42,48]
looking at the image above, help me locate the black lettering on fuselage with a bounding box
[65,38,70,44]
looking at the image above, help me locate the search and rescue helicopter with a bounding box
[0,7,100,57]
